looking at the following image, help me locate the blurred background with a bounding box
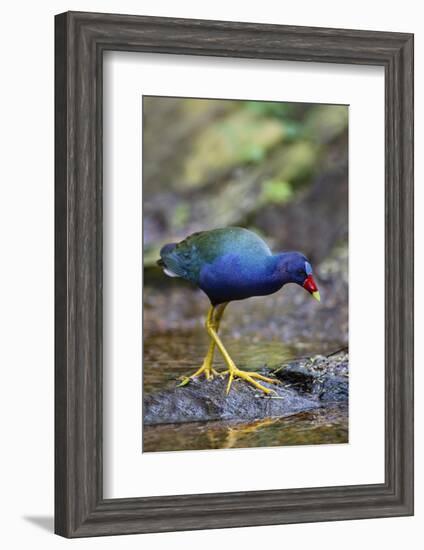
[143,96,348,450]
[143,97,348,266]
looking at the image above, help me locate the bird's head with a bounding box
[275,252,320,302]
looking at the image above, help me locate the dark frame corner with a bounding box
[55,11,414,537]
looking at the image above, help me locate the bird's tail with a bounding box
[157,242,177,268]
[157,242,183,278]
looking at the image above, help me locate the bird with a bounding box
[157,226,320,395]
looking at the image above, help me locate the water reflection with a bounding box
[143,405,348,452]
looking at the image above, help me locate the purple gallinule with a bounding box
[158,227,320,394]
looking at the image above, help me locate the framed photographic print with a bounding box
[142,95,349,453]
[55,11,414,537]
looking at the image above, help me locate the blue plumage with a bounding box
[157,226,320,394]
[158,227,317,305]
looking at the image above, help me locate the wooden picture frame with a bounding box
[55,11,414,537]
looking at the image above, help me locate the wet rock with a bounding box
[273,352,348,403]
[316,375,348,402]
[143,374,319,426]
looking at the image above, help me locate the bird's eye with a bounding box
[297,268,304,276]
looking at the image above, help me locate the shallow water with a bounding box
[143,405,348,452]
[143,329,340,394]
[143,329,347,452]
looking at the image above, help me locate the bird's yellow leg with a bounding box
[204,302,228,377]
[206,317,278,395]
[178,304,227,386]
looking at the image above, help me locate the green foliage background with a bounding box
[143,97,348,271]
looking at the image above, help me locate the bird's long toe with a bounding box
[246,372,280,384]
[225,368,278,395]
[177,364,223,387]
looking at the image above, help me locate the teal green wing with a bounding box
[192,227,272,261]
[158,227,271,283]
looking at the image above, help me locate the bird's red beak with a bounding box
[303,275,320,302]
